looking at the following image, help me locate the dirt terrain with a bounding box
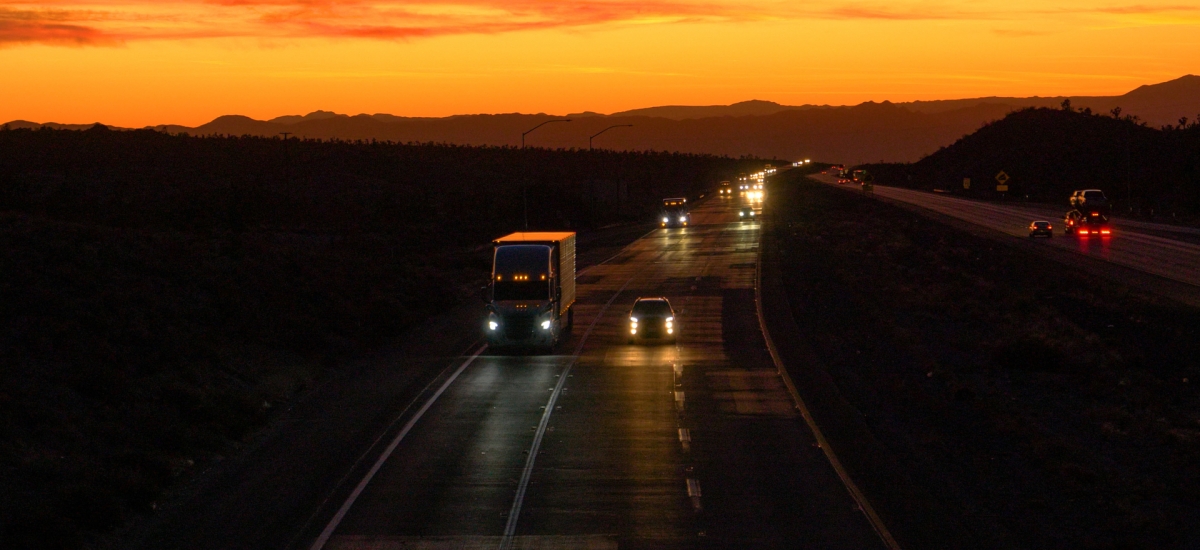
[767,174,1200,549]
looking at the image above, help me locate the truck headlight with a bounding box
[662,217,669,223]
[541,320,551,330]
[488,321,498,331]
[679,216,687,222]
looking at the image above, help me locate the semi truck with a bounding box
[483,232,576,351]
[661,198,689,227]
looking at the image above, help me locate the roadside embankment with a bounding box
[763,174,1200,549]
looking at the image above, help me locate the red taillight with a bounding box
[1101,229,1111,234]
[1078,229,1089,235]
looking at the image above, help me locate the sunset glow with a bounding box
[2,0,1198,126]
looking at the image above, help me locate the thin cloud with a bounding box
[4,1,1197,47]
[0,8,121,45]
[0,0,749,46]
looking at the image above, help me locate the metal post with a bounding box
[520,119,571,229]
[589,124,633,150]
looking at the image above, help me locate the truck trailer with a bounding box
[484,232,576,351]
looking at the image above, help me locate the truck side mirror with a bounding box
[480,284,491,303]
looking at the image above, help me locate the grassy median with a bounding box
[769,175,1200,549]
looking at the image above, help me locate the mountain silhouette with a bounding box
[9,75,1198,164]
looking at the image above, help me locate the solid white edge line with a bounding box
[498,267,641,550]
[308,344,487,550]
[755,211,902,550]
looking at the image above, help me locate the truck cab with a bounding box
[661,198,689,227]
[484,232,576,351]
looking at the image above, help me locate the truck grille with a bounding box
[503,314,536,340]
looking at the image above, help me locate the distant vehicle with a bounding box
[852,169,873,184]
[484,232,576,351]
[1069,189,1108,211]
[661,197,689,227]
[1028,220,1053,238]
[739,206,756,220]
[719,181,732,196]
[1064,210,1111,237]
[628,297,677,344]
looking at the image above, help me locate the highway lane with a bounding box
[811,174,1200,288]
[308,195,886,549]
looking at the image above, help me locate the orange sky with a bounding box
[2,1,1198,127]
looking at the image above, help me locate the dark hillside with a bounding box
[0,126,766,548]
[865,107,1200,220]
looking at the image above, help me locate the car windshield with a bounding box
[1084,190,1105,199]
[632,300,672,317]
[1034,222,1050,227]
[493,245,551,301]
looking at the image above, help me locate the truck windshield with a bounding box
[494,245,551,301]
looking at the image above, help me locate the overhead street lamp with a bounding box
[519,119,571,230]
[521,119,572,148]
[589,124,633,150]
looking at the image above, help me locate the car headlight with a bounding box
[739,211,744,216]
[662,217,669,223]
[750,211,755,216]
[541,320,551,330]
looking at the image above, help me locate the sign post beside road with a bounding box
[963,178,971,189]
[995,171,1009,192]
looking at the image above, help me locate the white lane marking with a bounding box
[686,478,703,512]
[498,270,641,549]
[309,345,487,550]
[754,226,902,550]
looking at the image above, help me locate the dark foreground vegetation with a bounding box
[0,125,767,548]
[771,174,1200,549]
[863,106,1200,222]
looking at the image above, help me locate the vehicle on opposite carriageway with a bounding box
[1064,210,1112,237]
[1028,220,1053,238]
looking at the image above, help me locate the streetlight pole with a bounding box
[589,124,633,151]
[520,119,571,229]
[521,118,572,149]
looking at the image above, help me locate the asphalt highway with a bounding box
[305,195,886,549]
[812,174,1200,289]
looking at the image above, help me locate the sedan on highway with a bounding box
[1028,220,1053,238]
[739,206,756,220]
[628,297,677,344]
